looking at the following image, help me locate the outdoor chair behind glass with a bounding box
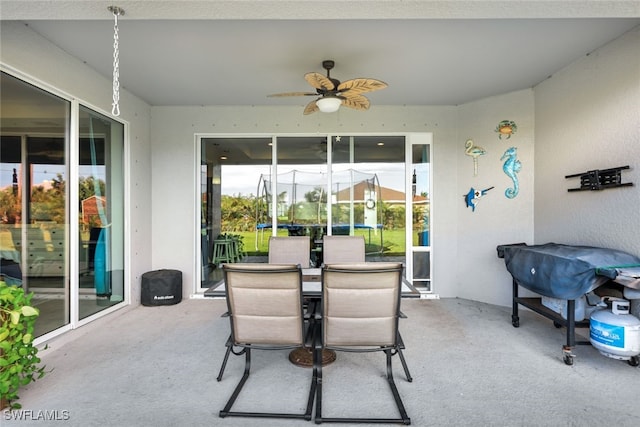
[322,235,365,264]
[268,236,311,267]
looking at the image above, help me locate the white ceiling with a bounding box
[2,1,639,108]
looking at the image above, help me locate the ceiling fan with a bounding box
[268,60,387,115]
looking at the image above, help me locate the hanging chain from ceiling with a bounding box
[108,6,124,116]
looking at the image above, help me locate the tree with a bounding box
[220,193,256,232]
[79,176,106,202]
[0,188,20,224]
[29,174,65,223]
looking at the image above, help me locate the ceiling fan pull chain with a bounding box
[108,6,125,116]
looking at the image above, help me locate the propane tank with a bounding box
[590,298,640,365]
[623,287,640,319]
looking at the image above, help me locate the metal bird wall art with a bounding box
[464,139,487,176]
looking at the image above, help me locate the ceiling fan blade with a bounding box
[303,99,320,115]
[305,72,335,91]
[268,91,318,97]
[341,94,370,111]
[337,78,387,96]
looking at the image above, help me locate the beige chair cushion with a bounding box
[322,235,365,264]
[268,236,311,267]
[224,263,303,346]
[322,262,402,346]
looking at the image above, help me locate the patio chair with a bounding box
[268,236,311,267]
[322,235,365,264]
[215,237,310,379]
[217,263,317,420]
[268,235,318,362]
[314,262,411,425]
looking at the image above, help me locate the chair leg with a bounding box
[219,346,318,420]
[304,300,319,343]
[305,349,318,421]
[314,345,323,424]
[385,350,411,425]
[216,338,233,382]
[397,348,412,383]
[314,349,411,425]
[397,332,412,382]
[219,348,252,417]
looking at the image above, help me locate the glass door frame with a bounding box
[405,133,433,293]
[1,66,131,344]
[195,132,434,295]
[66,99,131,342]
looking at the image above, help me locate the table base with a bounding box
[289,347,336,367]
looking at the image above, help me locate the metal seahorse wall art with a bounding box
[501,146,521,198]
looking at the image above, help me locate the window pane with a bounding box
[78,106,125,319]
[200,137,272,287]
[331,136,406,259]
[412,251,431,291]
[1,71,70,336]
[412,144,430,246]
[276,137,327,266]
[410,141,431,291]
[198,134,415,286]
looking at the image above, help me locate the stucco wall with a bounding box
[149,106,464,297]
[456,90,535,306]
[0,21,153,306]
[149,97,535,307]
[534,26,640,255]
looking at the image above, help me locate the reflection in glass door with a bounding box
[0,71,71,336]
[78,106,125,320]
[200,137,273,287]
[275,137,328,267]
[198,133,431,292]
[330,135,406,259]
[1,71,127,338]
[407,136,432,291]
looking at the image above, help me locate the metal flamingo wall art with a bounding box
[464,139,487,176]
[501,146,521,198]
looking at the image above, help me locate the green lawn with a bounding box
[231,227,410,256]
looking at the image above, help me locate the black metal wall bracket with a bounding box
[566,165,633,192]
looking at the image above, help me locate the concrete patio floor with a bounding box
[3,297,640,426]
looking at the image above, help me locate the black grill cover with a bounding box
[141,269,182,306]
[498,243,640,300]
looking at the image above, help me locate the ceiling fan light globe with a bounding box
[316,97,342,113]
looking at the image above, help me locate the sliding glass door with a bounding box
[0,72,71,336]
[0,70,127,338]
[78,106,125,319]
[198,133,432,293]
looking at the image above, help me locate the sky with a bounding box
[1,164,104,190]
[214,163,417,198]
